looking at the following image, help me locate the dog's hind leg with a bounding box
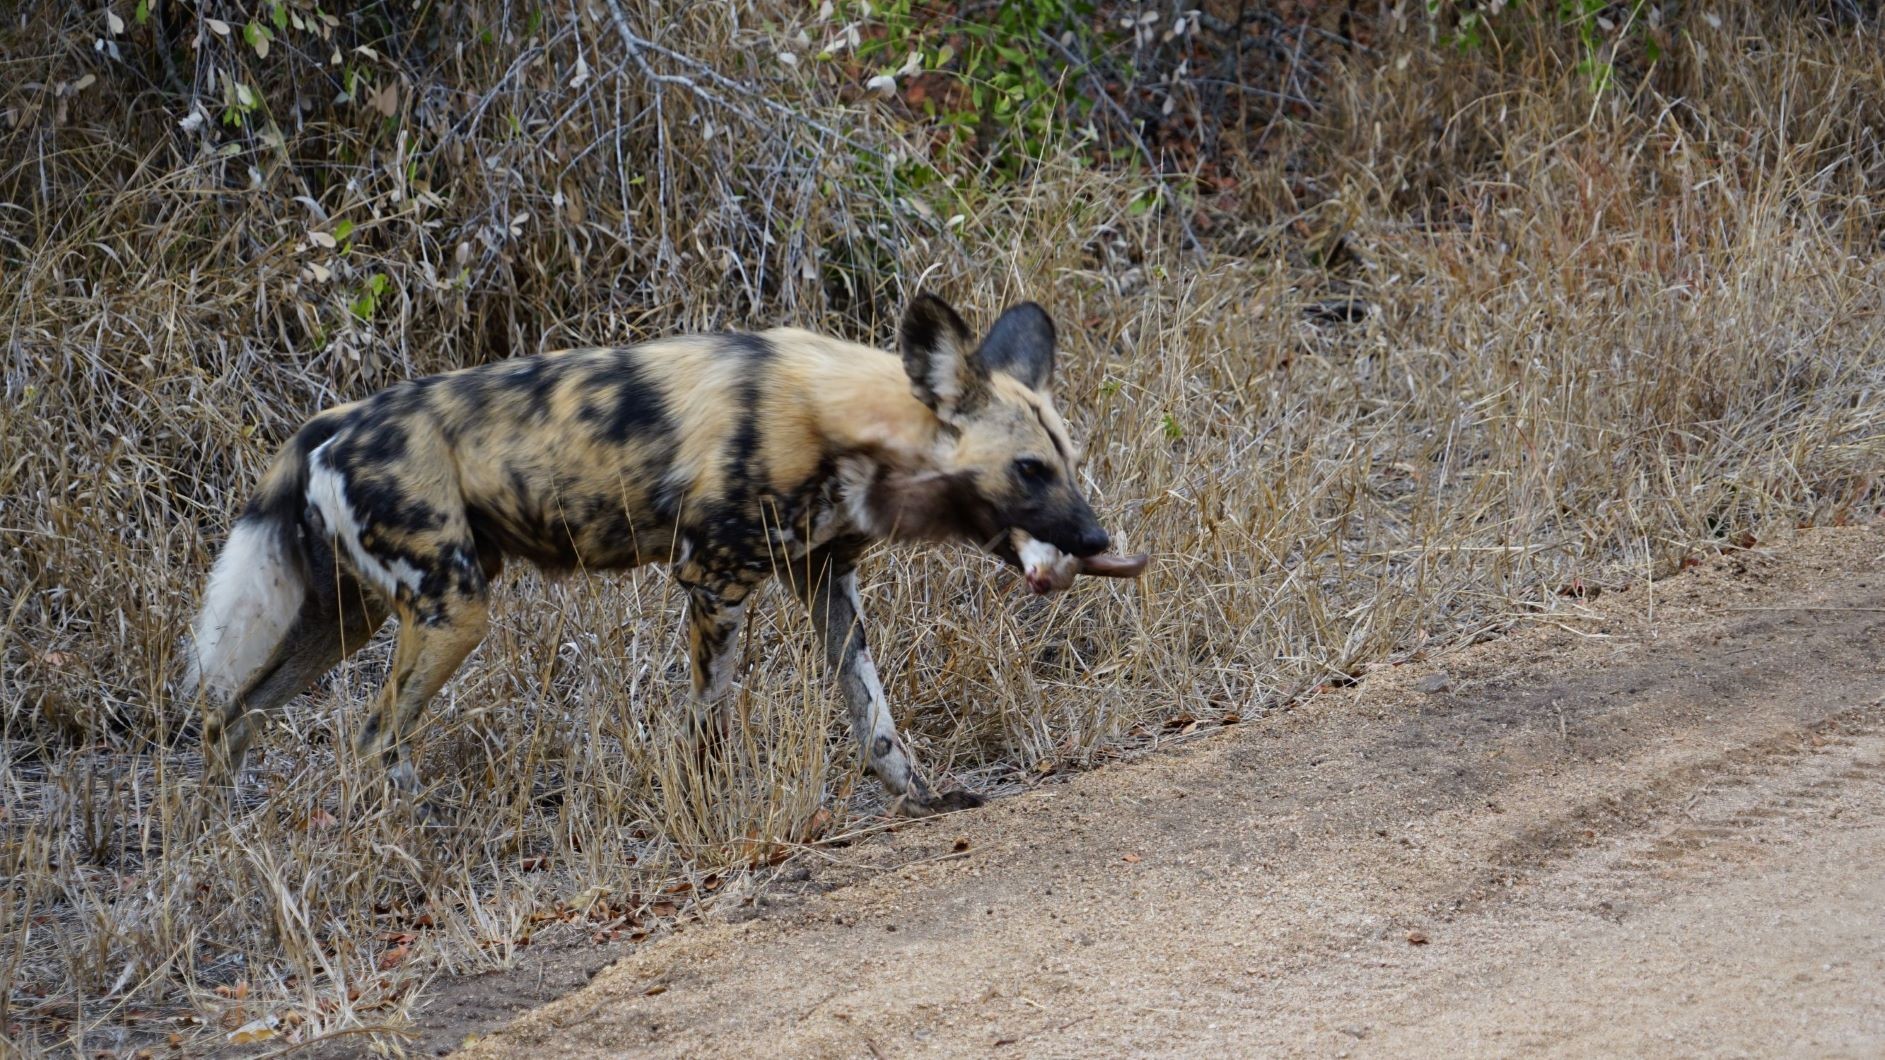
[353,582,490,808]
[299,413,495,808]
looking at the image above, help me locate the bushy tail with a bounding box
[179,415,342,704]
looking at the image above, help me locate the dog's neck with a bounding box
[845,461,992,545]
[762,329,991,546]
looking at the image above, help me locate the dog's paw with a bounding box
[894,788,986,817]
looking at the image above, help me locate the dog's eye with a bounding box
[1013,457,1052,483]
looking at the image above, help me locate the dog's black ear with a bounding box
[975,302,1056,392]
[899,293,988,421]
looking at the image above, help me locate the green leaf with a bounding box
[351,273,392,319]
[334,218,356,242]
[134,0,150,25]
[271,3,288,31]
[244,20,272,60]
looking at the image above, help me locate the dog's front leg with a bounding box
[677,567,758,758]
[788,548,983,817]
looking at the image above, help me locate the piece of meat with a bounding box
[1011,530,1149,595]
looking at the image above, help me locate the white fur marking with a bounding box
[182,519,305,701]
[928,350,962,410]
[841,575,898,749]
[305,440,422,598]
[700,601,746,702]
[854,651,894,740]
[836,456,883,537]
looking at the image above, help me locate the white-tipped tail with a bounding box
[180,519,305,703]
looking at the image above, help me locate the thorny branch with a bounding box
[598,1,872,152]
[1039,30,1206,259]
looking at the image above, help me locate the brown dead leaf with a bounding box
[1406,930,1430,945]
[798,805,835,843]
[226,1016,278,1045]
[368,81,398,117]
[377,943,409,970]
[1122,853,1142,864]
[740,837,790,867]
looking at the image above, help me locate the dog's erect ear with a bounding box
[899,293,988,422]
[974,302,1056,392]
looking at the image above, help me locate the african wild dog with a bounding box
[180,293,1144,818]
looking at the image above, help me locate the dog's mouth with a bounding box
[1003,529,1150,596]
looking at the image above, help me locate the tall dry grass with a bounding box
[4,1,1884,1052]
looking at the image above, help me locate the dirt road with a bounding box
[456,527,1885,1058]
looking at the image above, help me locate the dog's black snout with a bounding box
[1072,526,1110,557]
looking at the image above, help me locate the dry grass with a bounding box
[5,2,1884,1053]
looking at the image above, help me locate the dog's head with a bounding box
[888,293,1111,563]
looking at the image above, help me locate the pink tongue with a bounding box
[1077,553,1149,579]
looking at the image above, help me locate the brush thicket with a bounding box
[3,2,1882,1052]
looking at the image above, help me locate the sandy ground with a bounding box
[448,526,1885,1058]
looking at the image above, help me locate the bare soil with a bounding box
[440,526,1885,1058]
